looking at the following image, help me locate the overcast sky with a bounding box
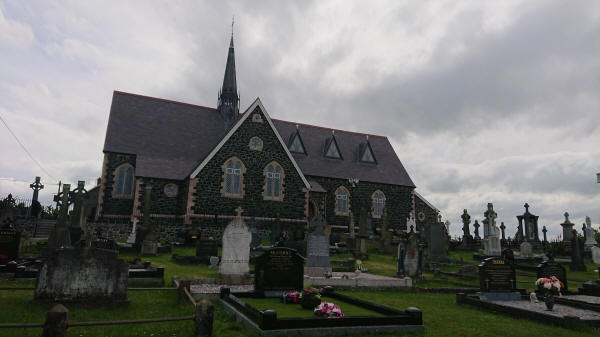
[1,0,599,240]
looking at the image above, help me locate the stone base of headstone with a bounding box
[47,227,71,251]
[356,237,369,260]
[35,248,128,304]
[304,266,332,277]
[579,280,600,296]
[216,273,253,285]
[141,240,158,256]
[69,227,83,245]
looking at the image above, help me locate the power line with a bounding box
[0,113,58,183]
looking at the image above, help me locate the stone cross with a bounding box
[29,176,44,203]
[542,226,547,242]
[564,212,570,223]
[235,206,244,218]
[461,209,471,237]
[348,211,355,238]
[138,184,156,245]
[473,220,480,239]
[483,203,497,237]
[49,184,72,249]
[69,181,88,229]
[359,204,367,236]
[524,203,530,213]
[583,223,587,241]
[500,222,506,240]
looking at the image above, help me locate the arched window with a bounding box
[335,186,350,216]
[263,162,284,201]
[113,164,134,198]
[372,190,386,218]
[221,157,246,198]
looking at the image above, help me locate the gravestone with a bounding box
[473,220,481,240]
[35,248,128,303]
[29,176,44,218]
[483,203,501,257]
[397,240,406,276]
[366,212,374,237]
[126,219,137,245]
[379,209,394,254]
[69,180,88,244]
[570,230,586,271]
[542,226,548,243]
[255,247,303,295]
[217,207,252,285]
[561,212,574,242]
[592,246,600,265]
[501,248,515,265]
[519,242,533,258]
[48,184,72,251]
[482,203,495,238]
[209,256,219,269]
[461,209,473,248]
[516,203,540,245]
[403,232,422,279]
[140,185,158,256]
[355,205,369,259]
[583,216,597,251]
[0,224,21,261]
[304,215,332,277]
[348,211,355,238]
[429,221,447,262]
[248,218,260,249]
[196,239,218,258]
[536,256,568,291]
[478,257,517,293]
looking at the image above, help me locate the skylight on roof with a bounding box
[289,131,306,154]
[359,142,376,164]
[324,137,341,159]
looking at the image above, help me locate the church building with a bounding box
[96,33,438,240]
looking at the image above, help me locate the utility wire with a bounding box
[0,113,58,183]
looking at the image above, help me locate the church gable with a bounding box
[189,99,309,219]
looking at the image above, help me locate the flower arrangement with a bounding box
[282,291,302,304]
[301,288,322,309]
[314,302,343,318]
[535,276,564,297]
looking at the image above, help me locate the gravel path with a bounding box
[497,300,600,320]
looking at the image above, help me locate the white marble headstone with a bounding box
[592,246,600,265]
[219,208,251,277]
[520,242,533,258]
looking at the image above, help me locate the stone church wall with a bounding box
[99,152,136,216]
[307,175,413,230]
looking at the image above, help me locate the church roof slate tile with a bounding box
[103,91,415,187]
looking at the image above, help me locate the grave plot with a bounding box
[457,257,600,329]
[219,287,423,336]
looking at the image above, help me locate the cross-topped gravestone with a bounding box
[29,176,44,217]
[48,184,72,250]
[461,209,471,237]
[69,181,88,244]
[218,207,252,285]
[517,203,540,244]
[584,216,596,251]
[570,230,586,271]
[483,203,497,238]
[500,222,506,240]
[348,211,355,238]
[542,226,547,243]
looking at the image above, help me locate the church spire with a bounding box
[218,17,239,127]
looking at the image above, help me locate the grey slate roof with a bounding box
[273,120,415,187]
[103,91,228,179]
[103,91,415,187]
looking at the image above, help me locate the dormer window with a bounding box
[359,140,376,164]
[324,134,342,159]
[288,129,306,154]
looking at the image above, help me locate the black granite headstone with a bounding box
[255,247,304,293]
[478,257,517,292]
[196,239,218,257]
[0,227,21,261]
[537,257,568,291]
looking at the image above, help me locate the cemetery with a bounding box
[1,5,600,336]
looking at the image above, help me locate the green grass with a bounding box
[119,246,218,284]
[241,296,382,318]
[339,290,599,337]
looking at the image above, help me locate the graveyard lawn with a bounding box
[240,296,383,318]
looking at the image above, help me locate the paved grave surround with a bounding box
[304,272,412,289]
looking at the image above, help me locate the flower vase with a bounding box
[544,295,555,311]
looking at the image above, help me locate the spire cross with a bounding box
[235,206,243,218]
[231,16,234,37]
[524,203,529,212]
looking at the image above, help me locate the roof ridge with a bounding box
[114,91,218,111]
[272,118,387,139]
